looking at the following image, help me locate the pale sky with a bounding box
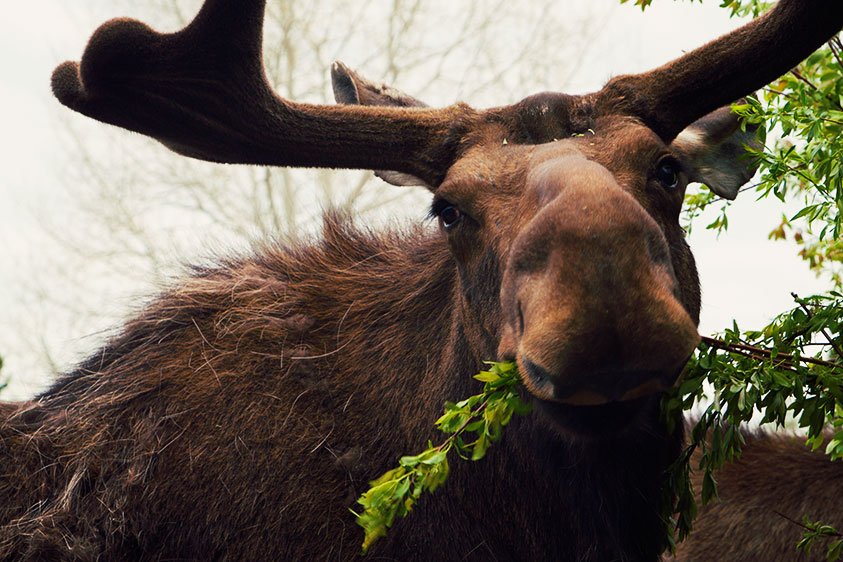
[0,1,827,399]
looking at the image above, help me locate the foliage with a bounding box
[0,355,5,395]
[662,293,843,545]
[353,361,530,553]
[619,0,770,16]
[798,517,843,562]
[732,51,843,284]
[648,0,843,556]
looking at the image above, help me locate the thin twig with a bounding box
[774,510,814,531]
[790,69,843,111]
[791,69,819,92]
[703,338,799,373]
[774,510,843,538]
[701,336,842,370]
[435,398,489,453]
[828,38,843,71]
[792,293,843,360]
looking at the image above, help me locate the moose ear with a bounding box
[331,61,429,108]
[331,61,433,189]
[670,103,764,200]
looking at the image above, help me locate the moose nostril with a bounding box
[516,301,525,337]
[523,359,552,387]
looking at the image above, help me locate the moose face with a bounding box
[429,116,721,433]
[339,80,755,433]
[495,128,697,387]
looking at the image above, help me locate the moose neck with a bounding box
[386,226,682,561]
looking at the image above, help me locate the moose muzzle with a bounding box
[500,157,700,406]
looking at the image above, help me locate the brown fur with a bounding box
[675,432,843,561]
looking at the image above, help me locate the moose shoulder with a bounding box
[2,0,842,560]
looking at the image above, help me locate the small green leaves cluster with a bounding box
[663,292,843,551]
[681,188,723,235]
[687,30,843,284]
[717,0,771,18]
[353,450,450,553]
[618,0,658,12]
[353,361,529,554]
[798,517,843,562]
[732,41,843,281]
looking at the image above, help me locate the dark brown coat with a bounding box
[1,219,684,560]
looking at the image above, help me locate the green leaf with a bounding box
[701,470,718,505]
[472,433,490,461]
[828,538,843,562]
[473,370,500,383]
[355,361,529,552]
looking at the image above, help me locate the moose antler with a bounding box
[598,0,843,142]
[53,0,841,176]
[50,0,473,187]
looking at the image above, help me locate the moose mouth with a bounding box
[533,396,660,437]
[520,360,681,406]
[516,360,689,437]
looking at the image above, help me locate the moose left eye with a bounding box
[655,158,680,190]
[429,199,465,230]
[439,205,463,229]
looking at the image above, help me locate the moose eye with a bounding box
[655,158,681,190]
[433,202,463,230]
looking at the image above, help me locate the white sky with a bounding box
[0,1,827,398]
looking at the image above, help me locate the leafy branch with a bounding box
[795,516,843,562]
[352,361,530,553]
[663,293,843,546]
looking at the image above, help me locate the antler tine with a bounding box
[51,0,472,187]
[596,0,843,142]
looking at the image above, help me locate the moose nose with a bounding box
[502,163,699,405]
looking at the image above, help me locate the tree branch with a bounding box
[701,335,843,370]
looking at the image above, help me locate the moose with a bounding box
[1,0,842,560]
